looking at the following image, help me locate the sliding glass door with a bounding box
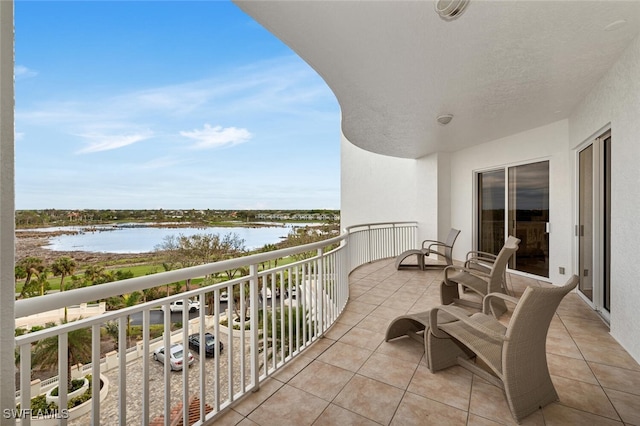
[578,131,611,317]
[478,170,505,256]
[478,161,550,277]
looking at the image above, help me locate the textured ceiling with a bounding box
[235,1,640,159]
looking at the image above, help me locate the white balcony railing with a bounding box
[13,222,417,426]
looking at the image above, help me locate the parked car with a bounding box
[168,299,200,313]
[152,343,194,370]
[188,332,223,357]
[219,291,229,302]
[261,286,272,300]
[286,286,298,299]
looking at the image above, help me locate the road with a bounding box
[129,305,226,325]
[129,294,292,326]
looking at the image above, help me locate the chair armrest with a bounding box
[443,265,491,285]
[429,305,507,342]
[464,251,497,268]
[465,250,497,261]
[421,239,449,249]
[482,292,520,315]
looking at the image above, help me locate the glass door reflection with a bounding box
[508,161,550,277]
[478,170,505,256]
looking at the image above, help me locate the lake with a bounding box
[36,223,304,254]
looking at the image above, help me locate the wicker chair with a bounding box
[394,228,460,270]
[428,275,579,423]
[440,235,520,317]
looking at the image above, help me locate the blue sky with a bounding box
[15,1,341,210]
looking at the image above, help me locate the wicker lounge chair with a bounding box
[428,275,579,423]
[394,228,460,270]
[440,235,520,317]
[385,304,475,372]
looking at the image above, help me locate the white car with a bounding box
[262,286,272,299]
[153,343,194,371]
[219,291,229,302]
[168,299,200,313]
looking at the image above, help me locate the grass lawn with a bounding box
[15,255,303,295]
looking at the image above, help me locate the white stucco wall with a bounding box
[339,34,640,364]
[449,120,572,285]
[569,34,640,362]
[340,133,421,230]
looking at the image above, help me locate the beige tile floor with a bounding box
[214,259,640,425]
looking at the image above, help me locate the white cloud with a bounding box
[180,124,252,150]
[76,131,153,154]
[15,65,37,79]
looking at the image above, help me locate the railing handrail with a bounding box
[15,233,346,319]
[13,221,419,424]
[345,221,417,233]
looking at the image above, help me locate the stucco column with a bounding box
[0,0,16,421]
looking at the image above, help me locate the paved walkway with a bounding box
[70,327,251,425]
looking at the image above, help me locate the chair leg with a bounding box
[440,281,460,305]
[426,331,472,373]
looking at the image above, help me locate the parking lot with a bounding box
[70,325,253,425]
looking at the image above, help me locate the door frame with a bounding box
[473,156,551,280]
[574,128,611,323]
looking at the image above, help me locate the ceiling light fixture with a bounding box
[437,114,454,125]
[435,0,470,21]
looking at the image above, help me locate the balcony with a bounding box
[12,222,640,425]
[218,262,640,425]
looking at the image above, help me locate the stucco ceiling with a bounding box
[235,1,640,159]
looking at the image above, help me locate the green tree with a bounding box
[103,321,119,349]
[36,270,51,296]
[51,257,77,322]
[260,243,279,270]
[122,292,141,345]
[83,265,105,284]
[31,321,92,393]
[52,256,77,292]
[17,257,45,298]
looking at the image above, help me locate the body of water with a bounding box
[39,223,302,254]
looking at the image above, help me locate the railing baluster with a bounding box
[239,280,246,394]
[117,316,126,425]
[214,289,221,411]
[250,264,260,390]
[19,343,31,426]
[162,304,171,426]
[317,248,324,335]
[58,332,68,426]
[227,284,234,403]
[141,310,150,425]
[91,324,100,426]
[198,296,206,423]
[182,297,189,426]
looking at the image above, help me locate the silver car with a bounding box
[153,343,195,371]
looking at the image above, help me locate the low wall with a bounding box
[16,302,106,329]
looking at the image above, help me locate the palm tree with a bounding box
[17,256,45,298]
[260,243,279,269]
[52,256,77,292]
[83,265,105,284]
[36,270,51,296]
[51,257,77,322]
[122,292,141,346]
[31,320,92,393]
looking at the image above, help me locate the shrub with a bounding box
[50,378,86,396]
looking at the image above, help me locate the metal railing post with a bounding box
[316,247,324,334]
[249,264,260,390]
